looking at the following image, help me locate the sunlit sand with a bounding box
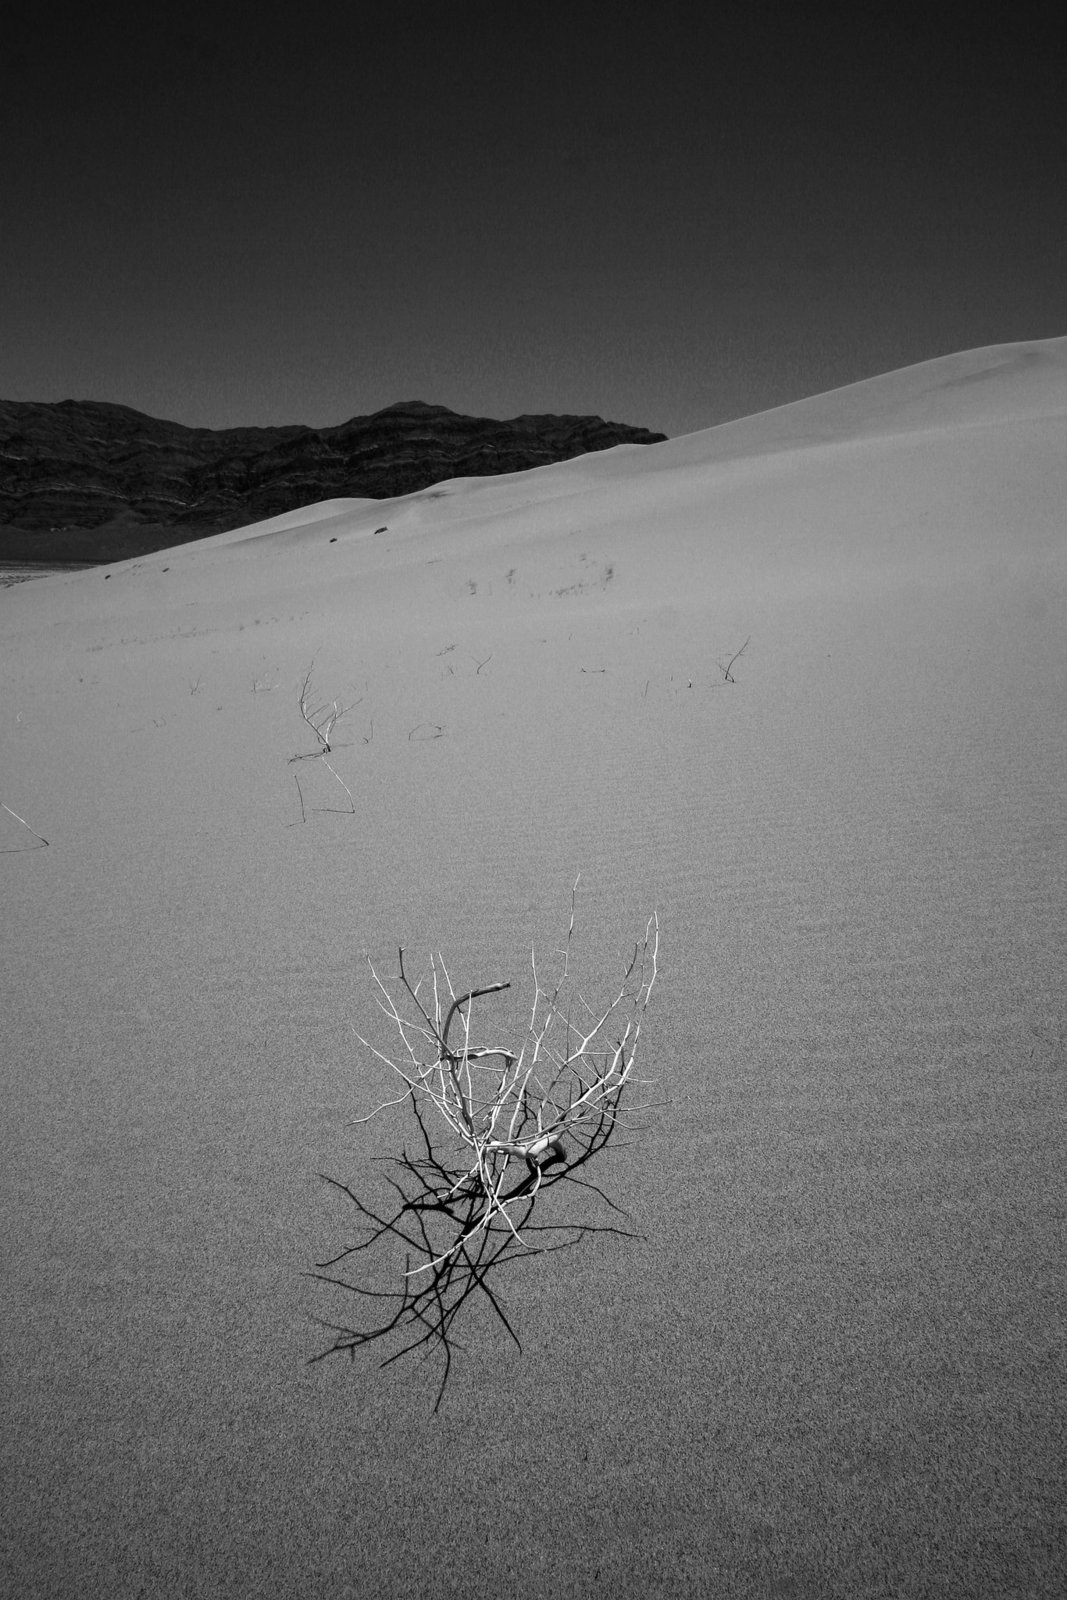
[3,338,1064,1596]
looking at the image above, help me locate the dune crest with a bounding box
[2,337,1064,1598]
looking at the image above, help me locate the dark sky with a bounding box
[3,3,1064,437]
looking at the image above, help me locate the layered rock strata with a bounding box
[0,398,666,562]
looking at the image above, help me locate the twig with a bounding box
[289,664,358,814]
[1,801,49,849]
[312,882,659,1407]
[718,636,750,683]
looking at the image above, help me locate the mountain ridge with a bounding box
[0,397,666,562]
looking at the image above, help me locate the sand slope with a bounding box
[2,339,1065,1598]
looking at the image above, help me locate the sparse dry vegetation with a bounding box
[311,881,659,1409]
[288,664,357,816]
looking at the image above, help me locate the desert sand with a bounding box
[2,338,1065,1597]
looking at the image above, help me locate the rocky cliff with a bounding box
[0,398,666,563]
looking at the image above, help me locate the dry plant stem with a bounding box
[289,664,357,813]
[720,636,750,683]
[312,881,658,1408]
[1,801,49,848]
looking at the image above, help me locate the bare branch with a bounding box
[312,887,659,1407]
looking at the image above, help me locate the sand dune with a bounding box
[3,339,1065,1597]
